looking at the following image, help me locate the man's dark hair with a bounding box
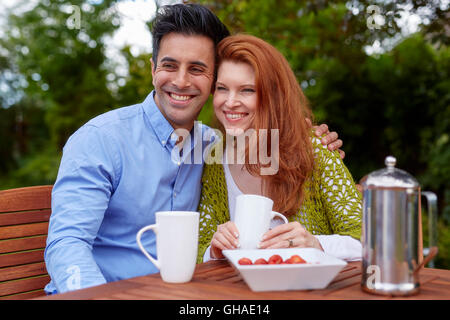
[151,3,230,66]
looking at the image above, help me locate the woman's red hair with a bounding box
[216,34,315,217]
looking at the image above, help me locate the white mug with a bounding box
[234,194,288,249]
[136,211,199,283]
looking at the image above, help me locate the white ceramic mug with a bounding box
[136,211,199,283]
[234,194,288,249]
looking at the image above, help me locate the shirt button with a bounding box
[174,192,177,198]
[177,161,181,166]
[162,140,166,145]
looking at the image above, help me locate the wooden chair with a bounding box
[0,185,52,299]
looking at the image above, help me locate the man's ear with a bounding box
[150,58,156,86]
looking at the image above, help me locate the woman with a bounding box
[197,34,362,263]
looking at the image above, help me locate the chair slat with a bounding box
[0,222,49,240]
[0,186,52,212]
[0,186,53,299]
[0,289,46,300]
[0,275,50,297]
[0,249,45,268]
[0,262,47,282]
[0,236,47,254]
[0,209,51,227]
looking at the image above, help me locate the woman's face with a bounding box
[213,61,257,134]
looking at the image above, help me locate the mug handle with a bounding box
[136,224,160,270]
[271,211,288,224]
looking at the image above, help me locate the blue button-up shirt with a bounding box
[45,91,214,294]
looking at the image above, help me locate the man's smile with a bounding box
[169,93,192,101]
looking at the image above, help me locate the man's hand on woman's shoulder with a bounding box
[306,118,345,159]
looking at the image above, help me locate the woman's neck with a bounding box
[227,162,264,196]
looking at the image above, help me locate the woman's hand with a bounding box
[210,221,240,259]
[258,221,323,251]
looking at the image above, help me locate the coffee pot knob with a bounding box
[385,156,396,168]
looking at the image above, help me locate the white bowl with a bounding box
[222,248,347,292]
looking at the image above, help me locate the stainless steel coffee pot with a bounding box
[360,156,438,296]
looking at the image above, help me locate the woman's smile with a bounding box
[224,111,248,121]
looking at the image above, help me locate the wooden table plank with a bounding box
[40,278,146,300]
[35,260,450,300]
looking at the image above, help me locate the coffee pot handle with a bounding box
[414,246,438,276]
[421,191,438,267]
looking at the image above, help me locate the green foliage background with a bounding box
[0,0,449,268]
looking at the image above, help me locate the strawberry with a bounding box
[286,254,306,264]
[238,257,253,265]
[268,254,283,264]
[254,258,268,265]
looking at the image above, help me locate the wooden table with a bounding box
[36,260,450,300]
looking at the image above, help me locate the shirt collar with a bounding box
[142,91,207,153]
[142,91,175,148]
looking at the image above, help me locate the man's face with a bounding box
[151,33,215,131]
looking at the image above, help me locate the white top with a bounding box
[203,161,362,262]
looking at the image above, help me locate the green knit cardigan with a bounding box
[196,136,362,263]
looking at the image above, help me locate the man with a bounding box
[44,3,342,294]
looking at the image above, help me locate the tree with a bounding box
[114,46,153,108]
[2,0,120,149]
[0,0,121,187]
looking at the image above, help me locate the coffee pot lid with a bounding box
[361,156,419,189]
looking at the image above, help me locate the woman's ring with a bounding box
[288,239,294,247]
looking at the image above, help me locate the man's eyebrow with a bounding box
[160,57,208,68]
[190,61,208,68]
[160,57,178,63]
